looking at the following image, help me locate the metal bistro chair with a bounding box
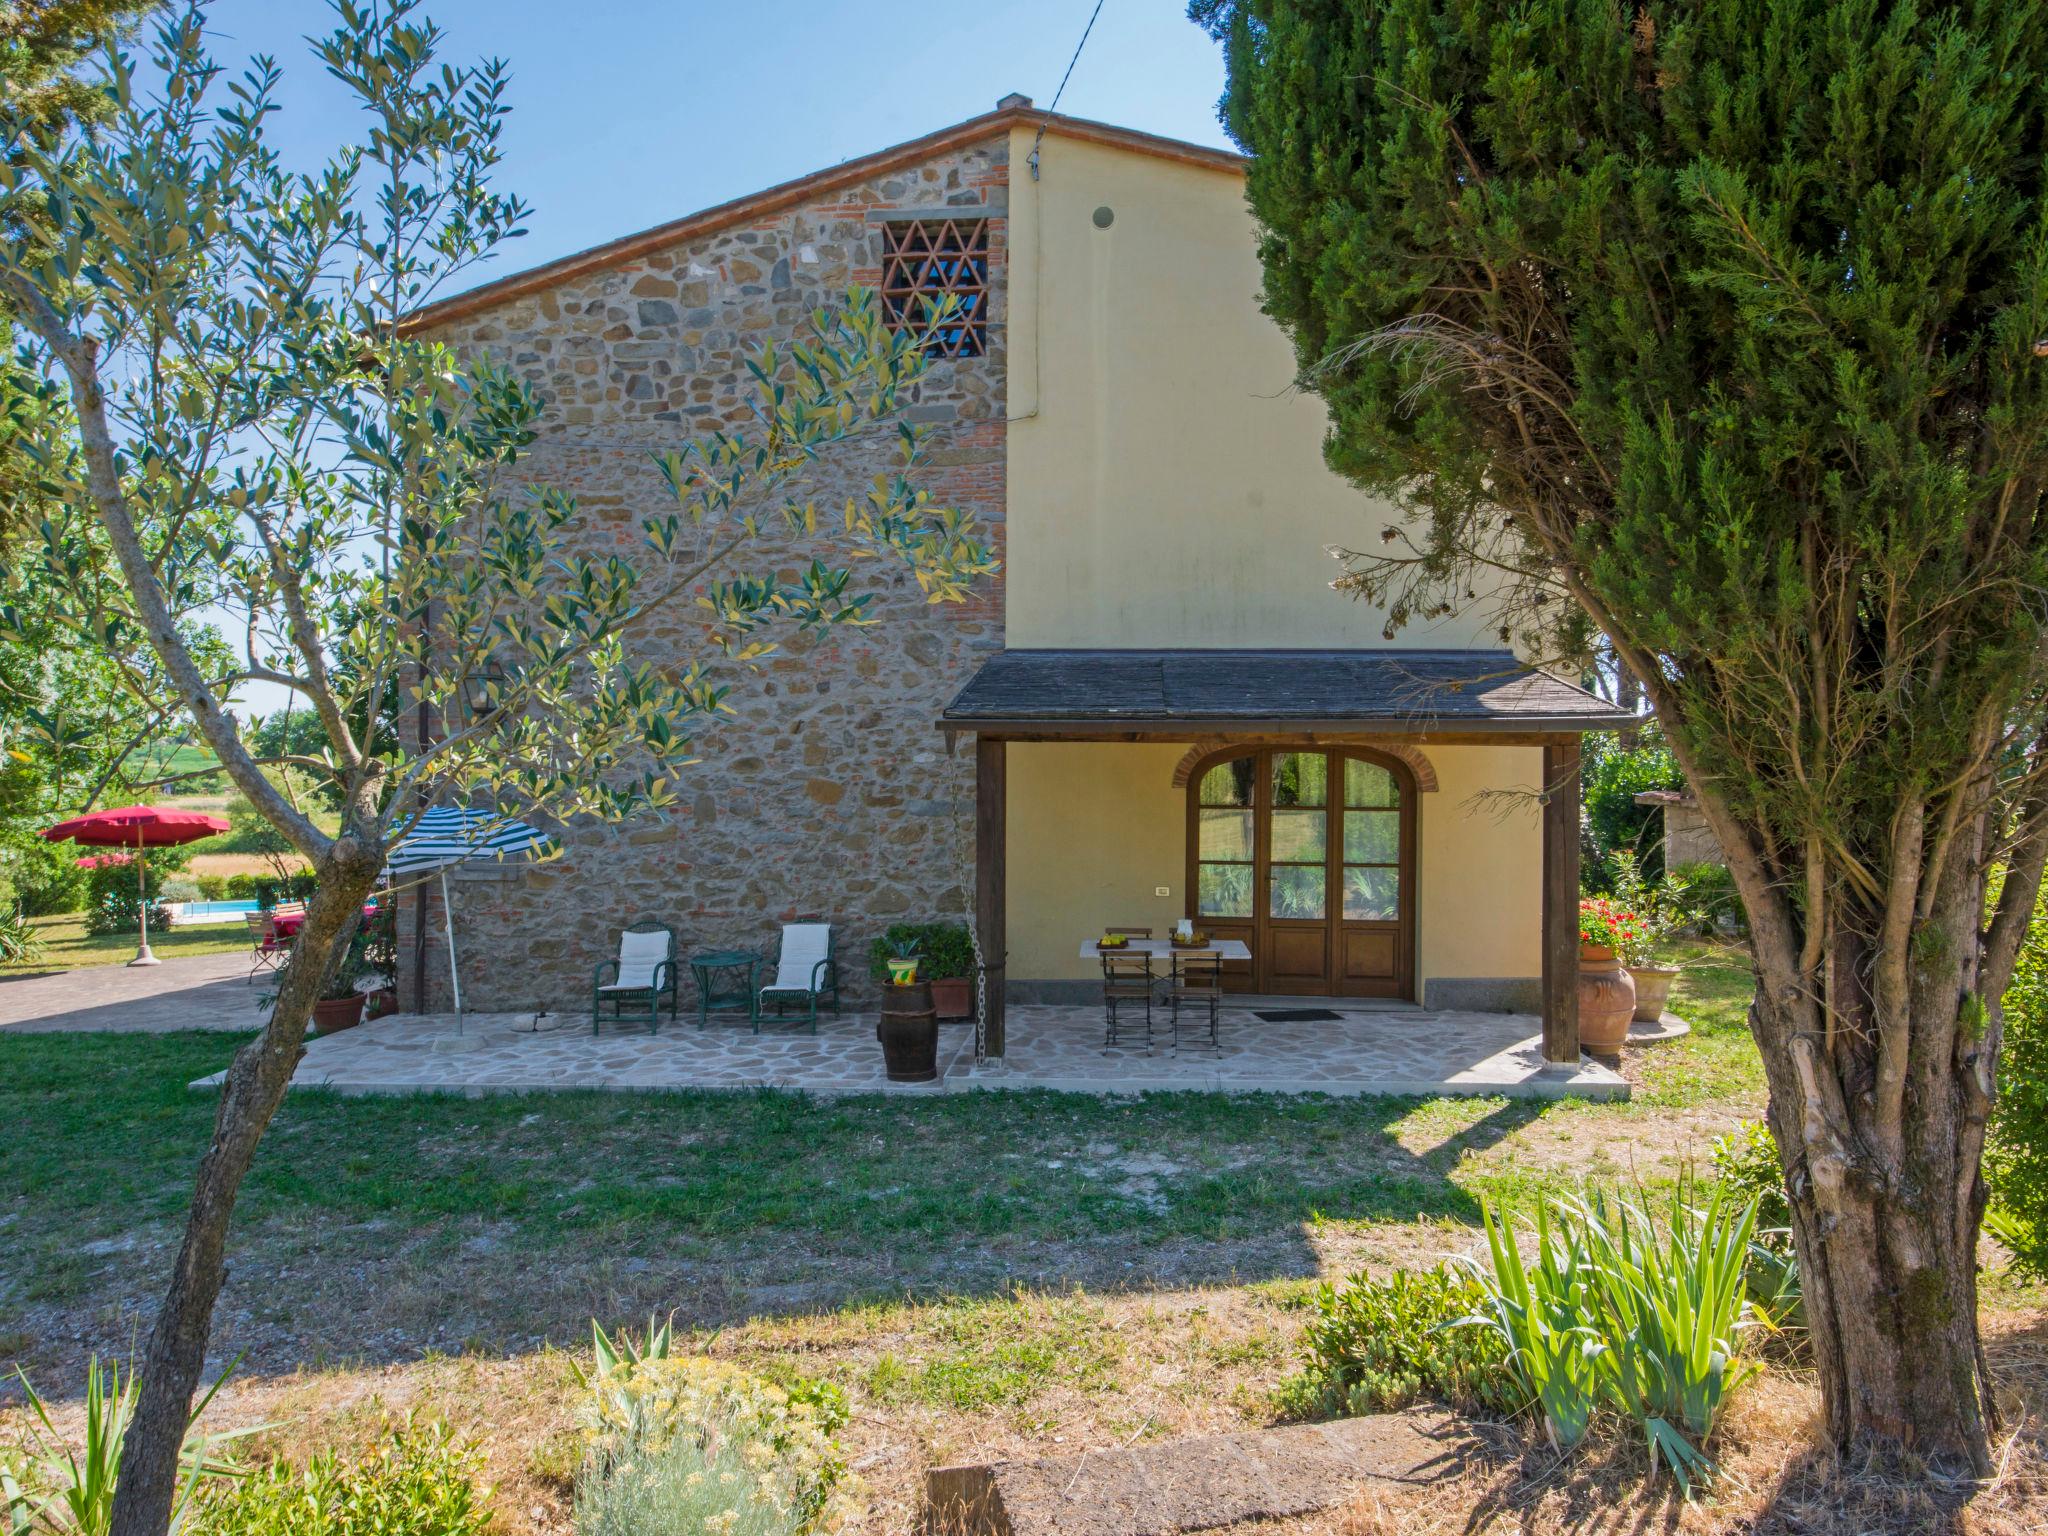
[1100,951,1157,1052]
[592,921,680,1034]
[1167,951,1224,1052]
[245,910,289,980]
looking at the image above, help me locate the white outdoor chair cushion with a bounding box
[761,922,831,994]
[603,928,672,992]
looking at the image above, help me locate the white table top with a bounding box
[1077,937,1251,961]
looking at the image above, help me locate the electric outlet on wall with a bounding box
[1154,886,1170,897]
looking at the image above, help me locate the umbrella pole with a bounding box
[440,868,463,1026]
[129,827,159,967]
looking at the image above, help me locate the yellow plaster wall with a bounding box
[1006,741,1192,983]
[1005,740,1543,987]
[1002,127,1497,650]
[1416,745,1545,982]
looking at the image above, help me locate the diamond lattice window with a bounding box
[879,218,990,359]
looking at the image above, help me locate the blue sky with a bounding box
[201,0,1232,290]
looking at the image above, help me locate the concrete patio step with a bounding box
[923,1410,1485,1535]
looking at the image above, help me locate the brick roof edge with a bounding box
[401,107,1246,332]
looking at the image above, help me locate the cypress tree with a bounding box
[1197,0,2048,1471]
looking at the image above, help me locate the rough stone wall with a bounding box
[1663,801,1725,869]
[397,138,1009,1014]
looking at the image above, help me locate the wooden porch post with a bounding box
[975,735,1007,1058]
[1541,737,1582,1064]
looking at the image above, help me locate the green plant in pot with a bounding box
[1607,851,1704,1023]
[883,934,921,986]
[869,922,975,1017]
[270,920,382,1035]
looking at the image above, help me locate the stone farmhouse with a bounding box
[397,96,1630,1064]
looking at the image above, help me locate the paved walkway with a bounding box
[0,951,268,1033]
[192,1000,1630,1100]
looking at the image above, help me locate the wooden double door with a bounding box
[1185,746,1416,998]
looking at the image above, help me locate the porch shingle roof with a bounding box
[940,649,1635,735]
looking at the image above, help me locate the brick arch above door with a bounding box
[1169,738,1439,794]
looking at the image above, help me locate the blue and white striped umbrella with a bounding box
[386,807,554,877]
[383,808,555,1018]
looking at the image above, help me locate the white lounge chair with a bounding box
[592,921,678,1033]
[756,922,838,1032]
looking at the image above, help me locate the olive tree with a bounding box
[1198,0,2048,1471]
[0,5,994,1532]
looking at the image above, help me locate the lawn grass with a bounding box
[3,991,2042,1536]
[0,912,249,973]
[0,1007,1772,1383]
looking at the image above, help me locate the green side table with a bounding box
[690,950,761,1029]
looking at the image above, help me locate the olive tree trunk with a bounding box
[107,839,383,1536]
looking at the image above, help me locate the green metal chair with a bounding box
[592,921,678,1033]
[756,922,838,1032]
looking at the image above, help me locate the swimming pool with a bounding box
[162,898,260,926]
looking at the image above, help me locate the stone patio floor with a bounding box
[1,951,265,1033]
[192,999,1632,1100]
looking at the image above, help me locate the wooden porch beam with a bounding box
[976,736,1007,1058]
[1541,739,1582,1064]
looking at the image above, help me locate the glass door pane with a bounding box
[1267,752,1327,919]
[1339,755,1401,922]
[1269,864,1326,919]
[1198,756,1257,919]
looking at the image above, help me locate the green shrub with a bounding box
[0,833,89,916]
[1988,901,2048,1280]
[1710,1121,1790,1234]
[866,921,973,980]
[1707,1122,1805,1342]
[4,1357,249,1536]
[195,874,229,900]
[1464,1186,1760,1496]
[81,849,190,936]
[220,871,316,907]
[1280,1265,1518,1420]
[574,1425,802,1536]
[574,1320,847,1532]
[192,1418,490,1536]
[0,907,43,966]
[158,878,203,904]
[1582,731,1684,884]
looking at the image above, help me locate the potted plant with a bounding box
[883,935,921,986]
[918,922,975,1020]
[869,923,976,1019]
[360,901,399,1018]
[271,922,378,1036]
[1607,852,1700,1022]
[1576,897,1640,1056]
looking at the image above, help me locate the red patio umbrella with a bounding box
[42,804,231,967]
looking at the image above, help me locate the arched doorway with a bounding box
[1185,746,1416,997]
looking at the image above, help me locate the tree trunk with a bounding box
[1746,874,1999,1474]
[1767,1076,1992,1469]
[108,840,383,1536]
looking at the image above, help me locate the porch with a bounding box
[191,999,1629,1099]
[942,648,1636,1066]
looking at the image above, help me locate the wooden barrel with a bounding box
[878,980,940,1081]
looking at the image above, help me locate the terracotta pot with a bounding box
[929,975,973,1021]
[1626,964,1681,1024]
[1577,943,1636,1056]
[364,986,399,1020]
[311,992,367,1036]
[877,980,938,1081]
